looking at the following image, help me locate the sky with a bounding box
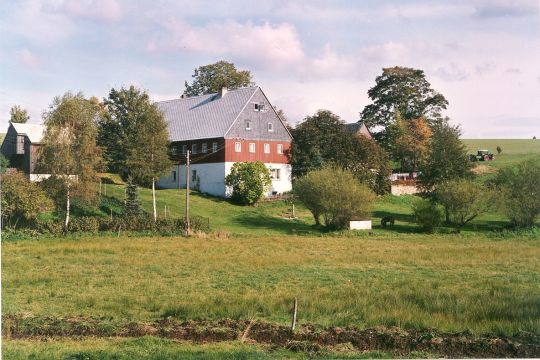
[1,0,539,138]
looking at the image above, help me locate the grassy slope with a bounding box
[3,234,540,336]
[462,139,540,169]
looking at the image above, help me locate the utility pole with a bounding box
[185,150,190,236]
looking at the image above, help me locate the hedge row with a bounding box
[35,215,210,235]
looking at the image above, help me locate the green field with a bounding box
[3,139,540,358]
[463,138,540,169]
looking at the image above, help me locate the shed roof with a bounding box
[156,87,259,142]
[11,123,45,143]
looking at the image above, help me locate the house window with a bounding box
[268,122,273,132]
[171,146,178,156]
[201,143,207,153]
[254,103,265,112]
[277,144,283,154]
[192,143,197,154]
[245,120,252,130]
[192,169,197,182]
[212,142,218,152]
[264,143,270,154]
[270,168,281,180]
[249,143,255,153]
[172,170,177,182]
[235,142,241,152]
[182,145,187,155]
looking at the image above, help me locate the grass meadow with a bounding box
[2,139,540,358]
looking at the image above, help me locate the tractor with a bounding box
[469,149,494,162]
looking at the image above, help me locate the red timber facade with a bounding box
[156,86,293,197]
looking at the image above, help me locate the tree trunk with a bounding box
[65,182,70,230]
[152,177,157,222]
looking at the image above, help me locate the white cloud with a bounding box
[59,0,122,22]
[16,48,40,69]
[148,20,305,69]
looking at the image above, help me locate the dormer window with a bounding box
[245,120,252,130]
[254,103,265,112]
[267,122,274,132]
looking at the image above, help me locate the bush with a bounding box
[436,179,492,230]
[412,199,444,233]
[493,158,540,228]
[225,161,271,205]
[68,216,100,233]
[2,171,53,229]
[294,167,375,229]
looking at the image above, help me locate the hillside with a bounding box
[462,138,540,169]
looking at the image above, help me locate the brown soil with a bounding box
[3,315,540,358]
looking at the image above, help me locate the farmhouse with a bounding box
[0,122,47,181]
[156,86,292,197]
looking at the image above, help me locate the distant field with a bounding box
[462,139,540,169]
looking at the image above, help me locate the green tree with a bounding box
[412,198,444,233]
[183,61,253,97]
[0,154,9,173]
[289,110,391,194]
[360,66,448,149]
[1,171,52,229]
[417,120,472,192]
[9,105,30,123]
[98,86,150,175]
[493,158,540,228]
[294,167,375,229]
[436,179,492,229]
[39,92,102,229]
[125,101,171,222]
[225,161,271,205]
[124,176,142,217]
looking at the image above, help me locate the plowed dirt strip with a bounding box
[3,315,539,358]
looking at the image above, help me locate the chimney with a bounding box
[218,86,228,98]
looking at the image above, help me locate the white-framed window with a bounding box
[268,122,274,132]
[201,143,207,153]
[192,143,197,154]
[235,142,241,152]
[254,103,265,112]
[277,144,283,154]
[249,143,255,153]
[270,168,281,180]
[245,120,252,130]
[182,145,187,155]
[212,142,218,153]
[191,169,197,182]
[264,143,270,154]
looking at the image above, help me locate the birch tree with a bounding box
[126,103,171,222]
[39,92,102,229]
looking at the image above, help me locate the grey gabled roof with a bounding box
[11,122,45,143]
[156,87,258,142]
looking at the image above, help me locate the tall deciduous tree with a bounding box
[9,105,30,123]
[289,110,391,194]
[360,66,448,149]
[98,86,171,221]
[183,61,254,97]
[39,92,102,228]
[417,120,472,192]
[391,115,432,173]
[126,104,171,221]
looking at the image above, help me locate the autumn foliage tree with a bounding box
[39,92,102,228]
[391,115,432,173]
